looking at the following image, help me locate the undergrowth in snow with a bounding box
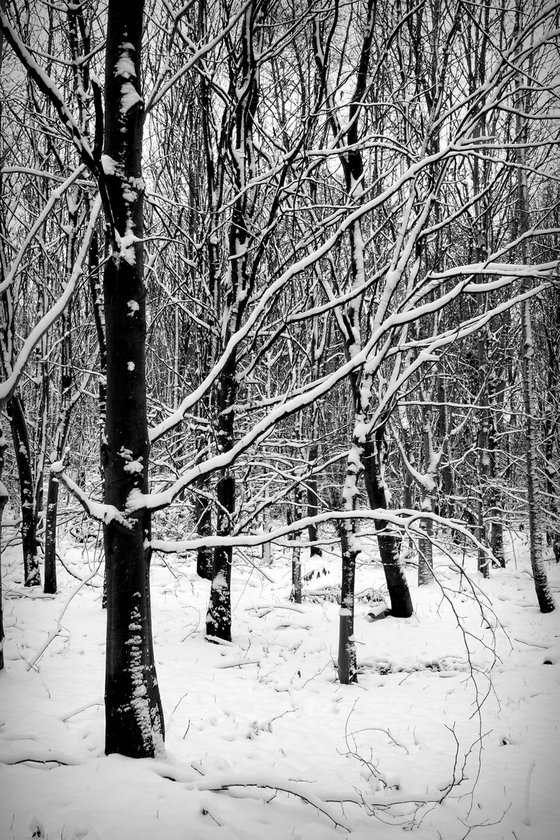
[0,530,559,839]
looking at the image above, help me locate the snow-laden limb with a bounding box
[0,166,95,186]
[50,464,129,530]
[435,259,560,286]
[60,701,104,723]
[0,195,102,407]
[143,277,551,512]
[360,280,553,439]
[214,657,260,669]
[150,506,490,553]
[148,141,474,444]
[0,12,96,171]
[145,0,254,112]
[0,165,86,296]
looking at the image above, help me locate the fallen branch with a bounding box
[185,776,354,831]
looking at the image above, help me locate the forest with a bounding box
[0,0,559,837]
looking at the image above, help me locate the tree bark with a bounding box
[362,432,413,617]
[102,0,164,756]
[43,475,59,595]
[7,394,40,587]
[515,13,555,612]
[288,484,304,604]
[521,296,555,612]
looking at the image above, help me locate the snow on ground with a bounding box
[1,529,559,840]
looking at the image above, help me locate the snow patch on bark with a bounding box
[101,155,118,176]
[115,55,136,79]
[115,230,138,265]
[120,82,142,114]
[127,605,164,756]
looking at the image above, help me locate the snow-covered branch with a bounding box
[0,195,102,408]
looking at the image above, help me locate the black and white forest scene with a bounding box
[0,2,559,838]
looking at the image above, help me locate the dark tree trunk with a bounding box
[7,394,40,587]
[362,433,413,618]
[516,49,555,613]
[44,307,75,595]
[476,332,491,578]
[206,474,234,641]
[43,475,59,594]
[206,4,264,639]
[102,0,164,757]
[336,518,358,684]
[206,355,236,640]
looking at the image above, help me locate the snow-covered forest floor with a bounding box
[1,529,559,840]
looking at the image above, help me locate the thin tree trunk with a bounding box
[515,15,555,612]
[521,296,555,612]
[206,349,236,640]
[288,485,304,604]
[102,0,164,756]
[206,4,264,640]
[7,394,40,587]
[335,453,359,685]
[418,492,435,585]
[43,475,59,594]
[44,303,75,595]
[417,418,438,585]
[476,332,491,578]
[337,516,358,684]
[206,475,234,641]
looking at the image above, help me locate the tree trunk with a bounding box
[418,491,435,586]
[515,24,555,612]
[43,474,59,594]
[206,341,236,638]
[206,471,234,642]
[102,0,164,757]
[337,516,358,684]
[362,433,413,617]
[7,394,40,587]
[521,296,555,612]
[334,450,360,685]
[206,4,264,640]
[288,486,304,603]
